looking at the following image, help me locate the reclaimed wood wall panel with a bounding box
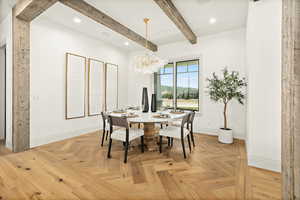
[294,85,300,199]
[12,7,30,152]
[282,0,300,199]
[295,1,300,49]
[293,2,300,200]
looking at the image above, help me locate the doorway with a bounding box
[0,45,6,147]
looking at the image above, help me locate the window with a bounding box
[154,59,200,111]
[154,63,174,109]
[176,60,199,111]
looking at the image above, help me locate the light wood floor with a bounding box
[0,132,281,200]
[0,140,11,156]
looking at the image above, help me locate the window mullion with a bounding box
[174,62,177,110]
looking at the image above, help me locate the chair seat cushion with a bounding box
[171,120,181,127]
[110,128,144,142]
[159,126,190,139]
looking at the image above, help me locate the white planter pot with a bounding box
[218,128,233,144]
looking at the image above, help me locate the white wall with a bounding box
[0,46,5,140]
[128,29,247,139]
[0,11,13,149]
[30,17,129,147]
[246,0,282,172]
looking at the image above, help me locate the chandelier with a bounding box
[133,18,168,74]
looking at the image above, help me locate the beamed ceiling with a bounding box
[29,0,248,51]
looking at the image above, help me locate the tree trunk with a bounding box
[223,103,227,129]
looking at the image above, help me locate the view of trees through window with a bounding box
[154,60,199,111]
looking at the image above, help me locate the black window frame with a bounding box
[154,59,200,112]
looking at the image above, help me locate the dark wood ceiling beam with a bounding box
[59,0,158,52]
[153,0,197,44]
[15,0,59,21]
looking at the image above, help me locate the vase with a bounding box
[141,87,149,113]
[151,94,157,112]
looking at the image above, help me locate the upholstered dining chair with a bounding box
[188,111,196,147]
[101,112,109,146]
[107,116,144,163]
[159,113,191,158]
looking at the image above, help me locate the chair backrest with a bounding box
[181,113,190,128]
[101,112,108,123]
[108,116,129,129]
[188,111,195,124]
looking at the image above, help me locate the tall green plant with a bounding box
[207,68,247,129]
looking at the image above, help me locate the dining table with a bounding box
[109,110,187,151]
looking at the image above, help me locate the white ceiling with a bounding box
[0,0,15,22]
[8,0,248,51]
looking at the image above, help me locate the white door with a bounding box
[0,46,5,141]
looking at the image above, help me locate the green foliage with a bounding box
[161,92,173,99]
[207,68,247,129]
[207,68,247,105]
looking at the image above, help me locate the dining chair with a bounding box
[159,113,191,158]
[188,111,196,147]
[107,116,144,163]
[170,110,191,127]
[101,112,109,146]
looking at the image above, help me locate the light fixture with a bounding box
[124,41,130,46]
[133,18,168,74]
[209,17,216,24]
[73,17,82,24]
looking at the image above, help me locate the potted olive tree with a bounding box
[207,68,247,144]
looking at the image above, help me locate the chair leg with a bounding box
[187,135,192,153]
[105,130,109,140]
[141,136,144,153]
[191,131,195,147]
[181,137,187,159]
[101,130,105,146]
[138,123,141,129]
[161,124,163,129]
[107,139,112,158]
[124,141,129,163]
[130,123,132,128]
[159,136,163,153]
[171,138,174,147]
[167,137,171,147]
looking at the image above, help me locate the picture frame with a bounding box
[105,63,118,111]
[88,58,105,116]
[65,53,86,119]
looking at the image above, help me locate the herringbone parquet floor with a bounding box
[0,132,281,200]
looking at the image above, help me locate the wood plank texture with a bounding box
[296,0,300,49]
[0,141,12,156]
[282,0,300,199]
[12,7,30,152]
[153,0,197,44]
[0,132,281,200]
[59,0,158,52]
[15,0,59,21]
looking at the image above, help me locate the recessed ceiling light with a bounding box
[209,18,216,24]
[124,41,130,46]
[73,17,81,24]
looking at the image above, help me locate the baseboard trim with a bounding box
[5,141,12,150]
[248,155,281,172]
[194,129,245,140]
[30,127,100,148]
